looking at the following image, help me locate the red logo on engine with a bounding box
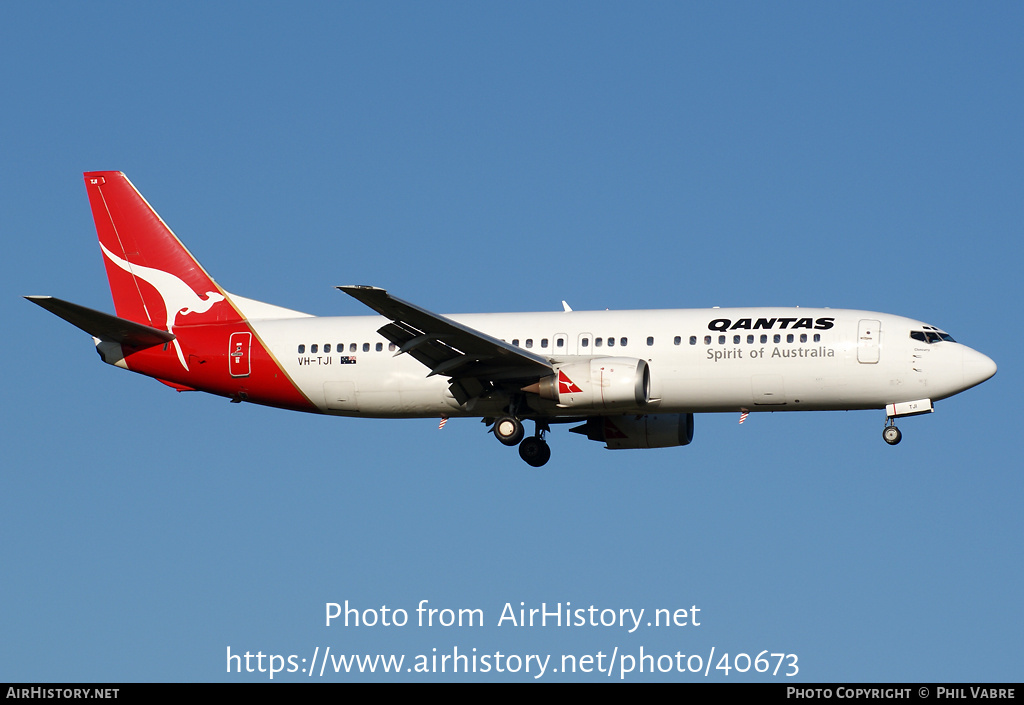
[558,370,583,394]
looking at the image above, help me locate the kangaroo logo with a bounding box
[99,242,225,371]
[558,370,583,394]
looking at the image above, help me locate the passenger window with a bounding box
[718,335,725,345]
[541,338,548,349]
[690,336,697,345]
[787,334,794,343]
[350,343,357,352]
[595,337,603,347]
[799,334,807,343]
[647,336,655,346]
[774,334,781,343]
[733,335,740,345]
[324,344,331,353]
[389,343,396,351]
[363,343,370,352]
[704,336,711,345]
[512,339,520,347]
[760,334,768,344]
[581,338,589,347]
[747,335,754,344]
[311,344,318,353]
[298,344,305,354]
[674,336,681,345]
[814,334,820,343]
[620,337,627,346]
[607,337,615,347]
[525,339,533,349]
[556,338,565,348]
[376,342,383,352]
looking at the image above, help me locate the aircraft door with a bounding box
[577,332,592,356]
[752,374,786,405]
[229,332,252,377]
[857,320,880,364]
[553,333,568,356]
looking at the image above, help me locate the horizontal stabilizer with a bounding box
[26,296,175,349]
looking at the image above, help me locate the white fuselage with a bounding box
[247,307,992,419]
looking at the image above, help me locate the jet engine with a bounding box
[571,413,695,449]
[524,357,649,410]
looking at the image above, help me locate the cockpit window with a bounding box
[911,330,955,343]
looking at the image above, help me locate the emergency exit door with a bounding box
[229,332,251,377]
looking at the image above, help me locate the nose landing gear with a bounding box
[881,399,933,445]
[882,419,902,445]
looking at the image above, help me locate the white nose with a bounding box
[963,347,997,390]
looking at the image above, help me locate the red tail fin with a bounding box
[84,172,242,325]
[84,172,246,374]
[84,171,241,330]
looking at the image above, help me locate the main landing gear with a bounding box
[519,434,551,467]
[882,418,902,446]
[493,416,525,446]
[492,416,551,467]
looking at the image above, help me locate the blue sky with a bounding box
[2,2,1020,682]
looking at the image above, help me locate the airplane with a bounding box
[28,171,997,467]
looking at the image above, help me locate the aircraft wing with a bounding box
[338,286,553,401]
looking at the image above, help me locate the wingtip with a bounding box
[337,285,385,291]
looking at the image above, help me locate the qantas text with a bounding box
[707,317,835,332]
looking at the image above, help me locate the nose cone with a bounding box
[963,347,997,390]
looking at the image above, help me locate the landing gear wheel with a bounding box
[519,436,551,467]
[494,416,525,446]
[882,425,902,445]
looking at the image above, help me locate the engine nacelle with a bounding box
[571,413,695,449]
[528,357,650,410]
